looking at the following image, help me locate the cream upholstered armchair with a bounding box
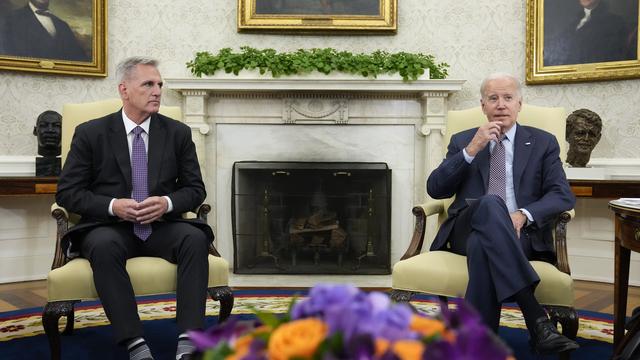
[42,99,233,360]
[391,104,578,344]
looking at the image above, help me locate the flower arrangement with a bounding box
[190,284,512,360]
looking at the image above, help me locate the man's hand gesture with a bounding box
[113,196,168,224]
[465,121,503,157]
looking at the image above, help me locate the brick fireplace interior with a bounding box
[232,161,391,274]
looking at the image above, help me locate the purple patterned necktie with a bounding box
[487,135,507,202]
[131,126,152,241]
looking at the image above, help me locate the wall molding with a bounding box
[0,156,35,176]
[588,158,640,179]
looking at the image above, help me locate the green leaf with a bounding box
[201,342,234,360]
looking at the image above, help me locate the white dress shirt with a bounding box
[576,8,592,30]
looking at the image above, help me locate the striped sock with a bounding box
[176,333,195,359]
[127,337,153,360]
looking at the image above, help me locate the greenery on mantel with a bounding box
[186,47,449,82]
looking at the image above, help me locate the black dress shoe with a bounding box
[529,317,580,355]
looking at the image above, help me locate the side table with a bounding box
[609,201,640,355]
[0,176,58,196]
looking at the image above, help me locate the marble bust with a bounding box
[565,108,602,167]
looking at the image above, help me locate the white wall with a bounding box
[1,0,639,155]
[1,0,639,283]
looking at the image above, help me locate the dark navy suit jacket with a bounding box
[427,123,575,260]
[56,110,213,256]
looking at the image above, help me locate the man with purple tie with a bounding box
[56,57,211,360]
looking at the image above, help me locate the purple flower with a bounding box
[294,286,416,343]
[241,338,268,360]
[188,317,253,351]
[344,333,376,360]
[365,302,415,341]
[439,299,485,331]
[291,283,359,319]
[430,300,512,359]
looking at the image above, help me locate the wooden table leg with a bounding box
[614,241,631,353]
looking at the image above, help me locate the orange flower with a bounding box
[392,340,425,360]
[267,318,328,360]
[225,334,253,360]
[226,326,271,360]
[410,315,446,338]
[375,338,390,357]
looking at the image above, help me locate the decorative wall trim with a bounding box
[570,255,640,286]
[588,158,640,166]
[0,156,35,176]
[165,76,465,94]
[566,158,640,180]
[588,158,640,177]
[283,98,348,124]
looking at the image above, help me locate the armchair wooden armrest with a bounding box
[49,203,220,269]
[415,200,445,217]
[399,200,444,260]
[554,209,574,275]
[50,203,70,271]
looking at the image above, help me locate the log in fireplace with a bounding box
[232,161,391,274]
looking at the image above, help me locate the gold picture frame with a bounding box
[0,0,107,77]
[237,0,397,33]
[526,0,639,84]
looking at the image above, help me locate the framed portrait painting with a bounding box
[237,0,397,33]
[0,0,106,77]
[526,0,640,84]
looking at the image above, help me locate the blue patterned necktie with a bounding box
[131,126,152,240]
[487,135,507,202]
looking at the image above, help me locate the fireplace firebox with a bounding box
[232,161,391,275]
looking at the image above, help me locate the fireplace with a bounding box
[232,161,391,274]
[165,75,463,283]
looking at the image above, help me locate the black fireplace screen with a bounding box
[232,161,391,274]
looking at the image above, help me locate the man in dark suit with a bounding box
[1,0,88,61]
[544,0,632,66]
[56,57,210,360]
[427,73,579,355]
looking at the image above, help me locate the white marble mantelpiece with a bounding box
[165,74,464,277]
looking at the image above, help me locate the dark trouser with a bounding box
[80,221,209,344]
[448,195,540,332]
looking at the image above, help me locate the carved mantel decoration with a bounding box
[283,96,349,124]
[165,74,464,264]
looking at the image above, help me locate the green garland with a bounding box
[187,47,449,82]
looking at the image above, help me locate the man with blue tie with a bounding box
[56,57,211,360]
[427,73,579,355]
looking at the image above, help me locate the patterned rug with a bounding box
[0,289,614,359]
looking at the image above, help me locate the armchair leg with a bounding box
[390,289,414,303]
[207,286,234,323]
[545,305,579,360]
[42,300,78,360]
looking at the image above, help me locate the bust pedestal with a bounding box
[36,157,61,177]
